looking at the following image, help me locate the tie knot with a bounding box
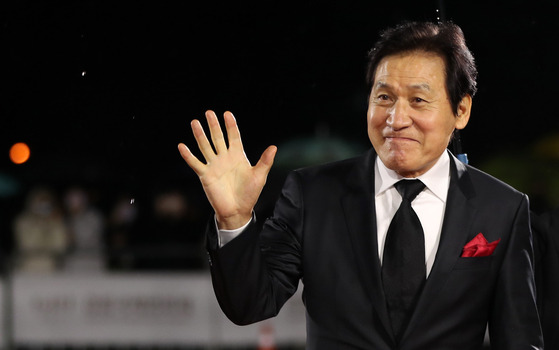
[394,179,425,202]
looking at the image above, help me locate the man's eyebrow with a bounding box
[409,83,431,91]
[374,81,390,89]
[374,81,431,91]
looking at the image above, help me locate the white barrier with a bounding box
[10,272,306,347]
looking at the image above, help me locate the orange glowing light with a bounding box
[9,142,31,164]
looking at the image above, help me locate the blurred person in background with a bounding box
[63,186,106,272]
[13,186,69,272]
[106,194,139,270]
[178,21,542,349]
[147,187,205,270]
[127,187,205,270]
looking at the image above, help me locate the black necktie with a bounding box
[382,179,426,341]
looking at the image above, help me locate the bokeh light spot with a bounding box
[9,142,31,164]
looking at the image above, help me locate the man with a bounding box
[178,21,543,349]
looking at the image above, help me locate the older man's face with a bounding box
[367,51,470,178]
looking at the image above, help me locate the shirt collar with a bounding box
[375,150,451,202]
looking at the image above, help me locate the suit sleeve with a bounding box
[206,171,304,325]
[488,195,544,349]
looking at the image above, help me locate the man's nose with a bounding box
[386,100,413,129]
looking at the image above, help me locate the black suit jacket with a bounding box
[207,149,543,350]
[532,207,559,350]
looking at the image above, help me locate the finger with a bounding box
[254,145,277,178]
[191,119,217,161]
[177,143,206,175]
[223,111,244,151]
[206,110,228,154]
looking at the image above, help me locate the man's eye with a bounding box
[412,97,426,103]
[375,94,390,101]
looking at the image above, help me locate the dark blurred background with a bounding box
[0,1,558,349]
[1,0,559,269]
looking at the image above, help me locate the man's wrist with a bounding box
[216,213,253,231]
[216,214,253,248]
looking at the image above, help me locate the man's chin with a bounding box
[382,157,424,178]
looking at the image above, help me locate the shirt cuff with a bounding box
[215,215,253,248]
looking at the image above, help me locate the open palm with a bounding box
[178,110,277,230]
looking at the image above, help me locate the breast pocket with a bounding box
[453,256,493,270]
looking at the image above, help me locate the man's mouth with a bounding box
[385,135,417,143]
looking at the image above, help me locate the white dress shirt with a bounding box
[218,151,452,277]
[217,216,252,247]
[375,151,450,276]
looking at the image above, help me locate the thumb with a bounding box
[254,145,277,177]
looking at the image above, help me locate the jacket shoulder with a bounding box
[461,162,527,199]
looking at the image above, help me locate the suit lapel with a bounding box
[402,153,478,341]
[342,150,395,341]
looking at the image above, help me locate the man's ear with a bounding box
[455,94,472,130]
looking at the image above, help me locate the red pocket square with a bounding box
[461,233,500,257]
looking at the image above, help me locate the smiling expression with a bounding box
[367,50,471,178]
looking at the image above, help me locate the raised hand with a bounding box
[178,110,277,230]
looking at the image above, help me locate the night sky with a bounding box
[1,0,559,219]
